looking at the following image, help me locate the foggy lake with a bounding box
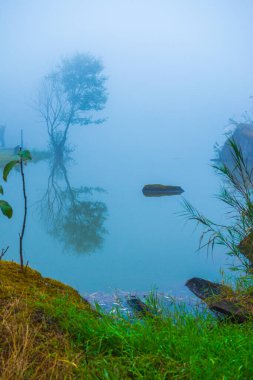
[1,1,253,297]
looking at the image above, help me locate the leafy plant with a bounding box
[182,138,253,273]
[3,148,32,270]
[0,184,12,219]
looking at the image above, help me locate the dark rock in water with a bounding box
[186,277,251,323]
[209,299,249,323]
[127,296,154,317]
[142,184,184,197]
[185,277,228,300]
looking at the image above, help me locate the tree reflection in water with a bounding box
[40,152,107,254]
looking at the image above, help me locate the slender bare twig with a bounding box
[0,246,9,260]
[19,152,27,272]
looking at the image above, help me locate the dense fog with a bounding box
[1,1,253,293]
[1,1,253,155]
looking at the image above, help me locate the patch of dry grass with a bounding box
[0,299,85,379]
[0,261,92,379]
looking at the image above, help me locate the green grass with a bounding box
[1,261,253,379]
[36,294,253,379]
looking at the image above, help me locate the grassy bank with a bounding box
[1,261,253,379]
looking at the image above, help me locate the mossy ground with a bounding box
[1,261,253,379]
[0,261,93,379]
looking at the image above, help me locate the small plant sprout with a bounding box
[3,148,32,271]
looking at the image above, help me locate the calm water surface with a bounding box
[0,142,230,298]
[1,0,252,301]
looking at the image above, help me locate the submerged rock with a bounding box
[186,277,252,323]
[208,299,250,323]
[185,277,227,300]
[142,184,184,197]
[126,296,154,317]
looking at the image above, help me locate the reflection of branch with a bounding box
[42,163,64,223]
[61,200,107,253]
[40,152,107,254]
[59,160,75,205]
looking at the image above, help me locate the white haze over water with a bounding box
[0,1,253,294]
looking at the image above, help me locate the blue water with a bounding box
[0,144,230,298]
[0,0,252,303]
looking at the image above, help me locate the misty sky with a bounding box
[1,1,253,158]
[1,1,253,292]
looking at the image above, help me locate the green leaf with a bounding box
[229,266,240,272]
[0,200,13,218]
[3,160,19,182]
[0,186,4,195]
[18,150,32,161]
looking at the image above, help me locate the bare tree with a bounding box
[38,53,107,159]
